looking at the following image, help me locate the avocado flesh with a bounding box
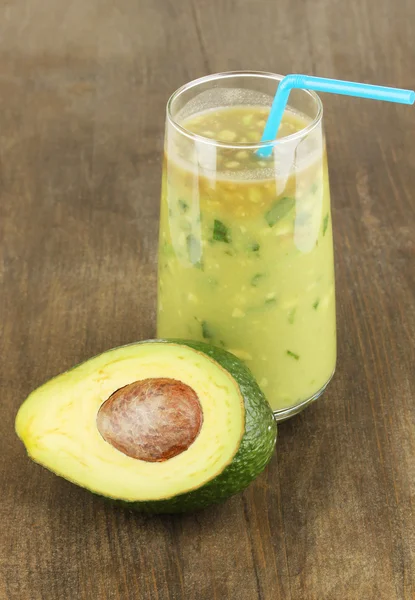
[16,340,277,513]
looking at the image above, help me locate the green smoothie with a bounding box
[157,104,336,416]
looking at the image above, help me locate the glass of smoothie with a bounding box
[157,71,336,421]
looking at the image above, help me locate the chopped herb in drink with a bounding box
[248,241,260,252]
[201,320,213,339]
[212,219,231,243]
[288,308,297,324]
[310,182,319,194]
[313,299,320,310]
[246,298,277,313]
[323,213,329,236]
[265,197,295,227]
[178,198,189,213]
[251,273,265,287]
[287,350,300,360]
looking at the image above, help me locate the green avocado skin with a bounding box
[99,339,277,514]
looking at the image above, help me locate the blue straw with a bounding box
[257,74,415,157]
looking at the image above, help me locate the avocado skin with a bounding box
[97,339,277,514]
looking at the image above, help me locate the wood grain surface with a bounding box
[1,0,414,598]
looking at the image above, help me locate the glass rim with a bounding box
[166,70,324,150]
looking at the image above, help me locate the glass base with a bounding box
[272,370,335,422]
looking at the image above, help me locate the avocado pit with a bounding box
[96,378,203,462]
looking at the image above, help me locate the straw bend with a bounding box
[278,74,306,94]
[257,73,415,157]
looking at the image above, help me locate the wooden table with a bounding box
[1,1,414,598]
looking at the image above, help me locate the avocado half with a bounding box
[15,340,277,513]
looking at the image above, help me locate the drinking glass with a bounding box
[157,71,336,421]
